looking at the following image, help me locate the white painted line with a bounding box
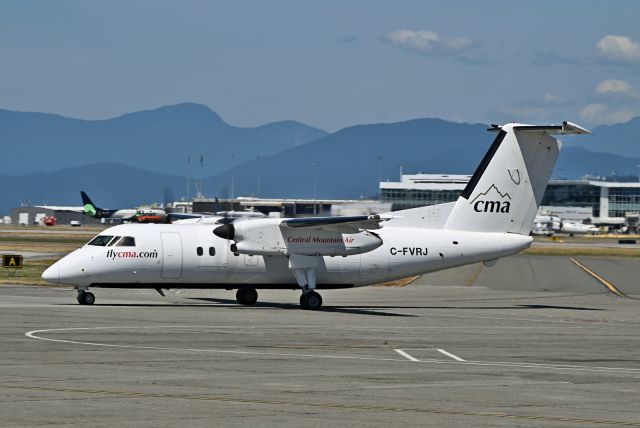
[437,348,465,362]
[394,349,419,362]
[23,326,640,375]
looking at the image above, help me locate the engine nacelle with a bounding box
[213,218,382,256]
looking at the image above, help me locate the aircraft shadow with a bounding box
[188,298,604,313]
[52,300,414,317]
[316,304,605,311]
[53,302,604,313]
[515,304,606,311]
[189,297,417,317]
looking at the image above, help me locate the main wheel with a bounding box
[300,291,322,310]
[236,288,258,305]
[78,292,95,305]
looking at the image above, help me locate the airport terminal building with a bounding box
[380,174,640,226]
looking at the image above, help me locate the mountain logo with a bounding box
[508,168,521,185]
[470,184,512,213]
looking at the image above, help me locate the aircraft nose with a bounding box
[41,263,60,284]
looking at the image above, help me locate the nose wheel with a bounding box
[77,291,95,305]
[300,291,322,310]
[236,288,258,305]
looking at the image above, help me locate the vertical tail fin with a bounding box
[444,122,590,235]
[80,191,99,217]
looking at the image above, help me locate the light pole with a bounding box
[637,164,640,183]
[186,154,191,200]
[377,155,383,198]
[313,162,319,215]
[230,153,235,200]
[256,156,261,198]
[199,155,204,198]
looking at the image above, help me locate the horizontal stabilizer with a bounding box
[488,121,590,135]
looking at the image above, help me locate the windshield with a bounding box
[87,235,115,246]
[114,236,136,247]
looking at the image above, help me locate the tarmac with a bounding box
[1,254,639,427]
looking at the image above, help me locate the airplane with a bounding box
[42,121,590,309]
[531,215,561,236]
[36,191,167,223]
[80,191,166,222]
[560,221,599,235]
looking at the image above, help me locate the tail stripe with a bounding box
[460,130,506,200]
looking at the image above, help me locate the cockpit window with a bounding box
[87,235,115,246]
[115,236,136,247]
[107,236,122,246]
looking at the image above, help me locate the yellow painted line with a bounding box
[0,383,638,426]
[570,258,627,298]
[466,263,484,286]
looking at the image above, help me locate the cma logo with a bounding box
[470,184,511,213]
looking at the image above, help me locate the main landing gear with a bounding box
[290,255,324,310]
[300,291,322,310]
[76,290,95,305]
[236,288,258,305]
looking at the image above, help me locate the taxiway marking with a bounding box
[394,349,419,362]
[437,348,465,362]
[570,258,627,298]
[24,326,640,375]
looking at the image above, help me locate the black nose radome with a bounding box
[213,223,235,240]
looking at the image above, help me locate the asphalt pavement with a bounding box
[1,254,639,427]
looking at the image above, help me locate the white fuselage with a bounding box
[561,222,599,234]
[45,223,532,289]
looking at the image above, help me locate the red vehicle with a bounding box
[42,216,57,226]
[136,214,165,223]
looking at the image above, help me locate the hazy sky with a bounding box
[1,1,639,131]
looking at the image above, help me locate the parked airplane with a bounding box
[80,191,166,222]
[561,221,599,235]
[37,191,167,223]
[42,122,590,309]
[531,215,561,236]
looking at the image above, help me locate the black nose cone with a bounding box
[213,223,235,240]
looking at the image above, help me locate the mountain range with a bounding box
[572,117,640,158]
[1,103,639,215]
[0,103,328,176]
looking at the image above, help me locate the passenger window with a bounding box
[116,236,136,247]
[87,235,114,246]
[197,247,203,256]
[209,247,215,256]
[108,236,122,246]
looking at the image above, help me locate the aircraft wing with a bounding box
[280,215,390,233]
[35,205,83,212]
[168,212,208,220]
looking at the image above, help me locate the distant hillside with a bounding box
[1,163,185,215]
[206,119,500,199]
[3,117,640,215]
[568,117,640,158]
[554,146,640,179]
[205,120,640,199]
[0,103,328,176]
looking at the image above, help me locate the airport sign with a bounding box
[2,254,23,269]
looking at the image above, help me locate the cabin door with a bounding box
[161,232,183,279]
